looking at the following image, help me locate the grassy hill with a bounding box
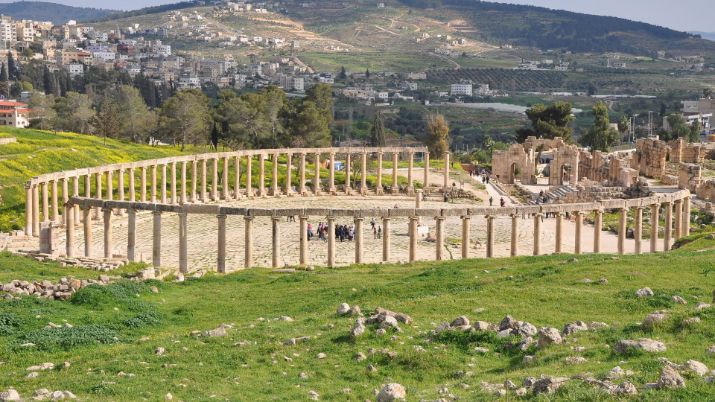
[0,127,198,232]
[0,1,116,24]
[0,234,714,400]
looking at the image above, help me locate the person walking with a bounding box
[489,196,493,206]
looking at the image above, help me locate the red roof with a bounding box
[0,101,28,107]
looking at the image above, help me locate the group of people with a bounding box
[488,196,507,207]
[303,221,383,242]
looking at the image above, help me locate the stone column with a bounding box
[245,155,253,197]
[160,164,167,203]
[258,153,266,197]
[234,155,241,198]
[217,214,227,273]
[634,207,643,255]
[171,162,177,204]
[510,214,518,257]
[272,216,281,268]
[354,217,364,263]
[345,153,352,194]
[127,208,136,262]
[180,161,187,204]
[140,167,147,202]
[178,211,187,273]
[328,153,336,194]
[200,159,207,202]
[83,207,92,257]
[555,213,563,253]
[618,208,627,255]
[65,202,75,258]
[84,174,91,200]
[382,217,391,262]
[443,152,450,193]
[24,183,32,236]
[461,215,471,259]
[664,201,673,251]
[682,196,691,237]
[423,151,430,192]
[533,213,542,256]
[271,153,280,196]
[211,158,219,201]
[409,216,418,263]
[376,152,383,195]
[299,215,308,266]
[244,216,254,268]
[152,210,162,267]
[72,177,80,227]
[151,164,157,203]
[285,153,293,195]
[51,180,59,223]
[575,211,583,255]
[118,169,125,203]
[106,171,113,204]
[674,199,682,240]
[314,153,321,195]
[407,152,414,195]
[415,190,422,209]
[391,152,399,194]
[60,179,68,224]
[41,181,49,222]
[327,216,336,267]
[32,184,39,236]
[435,216,445,261]
[103,207,112,259]
[298,153,306,195]
[128,168,136,202]
[191,160,198,202]
[222,157,230,200]
[360,152,368,195]
[650,204,659,253]
[594,209,603,253]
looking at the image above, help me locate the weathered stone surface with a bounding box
[0,388,21,401]
[642,312,667,329]
[614,339,666,354]
[537,327,562,348]
[450,316,470,327]
[682,317,701,327]
[350,318,366,339]
[614,381,638,395]
[532,377,568,395]
[684,360,708,377]
[473,321,495,332]
[657,366,685,389]
[635,287,654,297]
[671,295,687,304]
[376,383,406,401]
[336,303,350,316]
[562,321,589,335]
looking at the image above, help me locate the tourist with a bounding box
[307,223,313,240]
[370,218,376,230]
[500,197,505,207]
[373,225,377,239]
[489,196,493,206]
[377,225,382,239]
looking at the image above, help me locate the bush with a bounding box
[18,325,118,350]
[70,281,151,308]
[0,312,23,336]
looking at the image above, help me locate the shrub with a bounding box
[18,325,118,350]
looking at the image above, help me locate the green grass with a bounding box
[1,235,715,400]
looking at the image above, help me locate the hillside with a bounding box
[0,1,116,24]
[1,233,714,400]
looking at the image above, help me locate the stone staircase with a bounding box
[544,185,578,203]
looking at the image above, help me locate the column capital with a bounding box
[243,215,255,222]
[460,214,471,220]
[434,215,445,221]
[354,216,364,222]
[573,210,583,216]
[152,210,162,216]
[216,213,227,220]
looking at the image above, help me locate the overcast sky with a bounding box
[0,0,711,32]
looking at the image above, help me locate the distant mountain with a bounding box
[690,32,715,42]
[0,1,117,24]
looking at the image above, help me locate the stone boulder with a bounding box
[376,383,406,402]
[614,339,666,354]
[537,327,562,348]
[0,389,21,402]
[684,360,708,377]
[532,377,568,395]
[642,312,667,329]
[635,287,654,297]
[562,321,589,335]
[614,381,638,396]
[336,303,351,316]
[657,366,685,389]
[350,318,366,339]
[671,295,687,304]
[450,316,470,327]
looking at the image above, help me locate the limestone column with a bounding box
[61,178,69,224]
[391,152,399,194]
[382,217,391,262]
[180,161,187,204]
[72,177,80,227]
[82,207,92,257]
[84,174,91,200]
[555,212,563,253]
[271,153,280,196]
[650,204,659,253]
[272,216,281,268]
[634,207,643,254]
[103,207,112,259]
[298,153,306,195]
[118,169,125,203]
[127,208,136,262]
[217,214,227,273]
[423,151,430,191]
[244,216,254,268]
[443,152,450,192]
[510,214,518,257]
[245,155,253,197]
[664,201,673,251]
[151,164,157,203]
[594,209,603,253]
[160,164,167,204]
[178,211,187,273]
[314,153,321,195]
[575,211,583,255]
[152,210,162,267]
[285,153,293,195]
[65,202,74,258]
[533,213,542,256]
[222,157,230,200]
[128,168,136,202]
[435,216,445,261]
[41,181,49,222]
[170,162,177,204]
[200,159,207,202]
[674,199,682,240]
[409,216,418,263]
[234,155,241,198]
[258,154,266,197]
[360,152,367,195]
[486,215,495,258]
[407,151,414,195]
[618,208,627,255]
[50,180,59,223]
[140,166,147,202]
[682,196,691,237]
[299,215,308,266]
[345,153,352,194]
[32,184,39,236]
[415,190,422,209]
[24,183,32,236]
[328,153,336,194]
[212,158,219,201]
[376,152,383,195]
[354,217,364,263]
[191,160,198,202]
[461,215,471,259]
[327,216,336,267]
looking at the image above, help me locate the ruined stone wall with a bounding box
[668,138,705,164]
[633,138,669,179]
[492,144,535,184]
[548,145,580,185]
[696,180,715,202]
[678,163,702,192]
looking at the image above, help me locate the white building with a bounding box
[450,83,473,96]
[66,63,84,77]
[0,100,30,128]
[0,18,16,44]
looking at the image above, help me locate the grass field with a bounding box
[1,234,714,400]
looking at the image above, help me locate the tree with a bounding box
[53,92,95,134]
[290,100,331,147]
[28,91,56,130]
[113,85,157,143]
[516,102,574,142]
[0,63,8,97]
[305,83,333,123]
[689,119,701,143]
[425,114,449,156]
[617,115,630,135]
[666,114,691,140]
[580,101,618,151]
[704,88,713,99]
[214,90,271,149]
[93,95,122,141]
[158,89,212,150]
[370,112,386,146]
[7,51,18,81]
[365,69,370,79]
[338,66,347,80]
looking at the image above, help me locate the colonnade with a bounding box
[24,147,434,237]
[64,190,691,272]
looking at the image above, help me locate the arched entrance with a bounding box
[510,163,521,183]
[560,164,572,185]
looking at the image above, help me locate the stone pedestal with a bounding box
[39,222,56,255]
[461,215,471,259]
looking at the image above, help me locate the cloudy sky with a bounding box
[0,0,711,33]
